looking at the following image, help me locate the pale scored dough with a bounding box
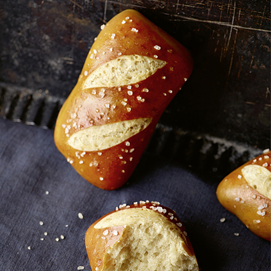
[94,208,199,271]
[83,55,167,89]
[68,118,152,151]
[242,165,271,199]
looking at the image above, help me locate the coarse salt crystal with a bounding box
[157,207,163,213]
[257,210,265,216]
[154,45,161,50]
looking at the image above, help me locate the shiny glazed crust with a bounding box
[85,201,199,271]
[216,150,271,241]
[54,9,193,190]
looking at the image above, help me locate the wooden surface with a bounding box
[0,0,270,149]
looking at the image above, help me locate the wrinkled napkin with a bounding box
[0,118,270,271]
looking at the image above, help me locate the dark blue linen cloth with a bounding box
[0,117,270,271]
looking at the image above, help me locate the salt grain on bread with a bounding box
[54,9,193,190]
[216,150,271,241]
[85,201,199,271]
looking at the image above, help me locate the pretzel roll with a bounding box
[54,9,193,190]
[216,150,271,241]
[85,201,199,271]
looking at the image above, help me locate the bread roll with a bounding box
[54,9,193,190]
[216,150,271,241]
[85,201,199,271]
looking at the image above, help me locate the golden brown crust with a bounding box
[85,224,125,270]
[216,151,271,241]
[54,9,193,190]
